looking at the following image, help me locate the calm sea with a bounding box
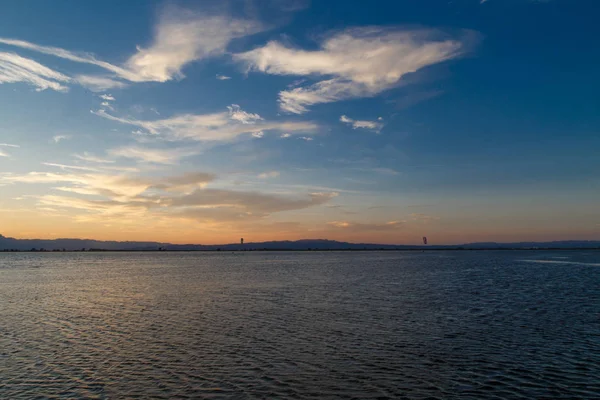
[1,251,599,399]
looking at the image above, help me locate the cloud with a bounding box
[392,89,443,110]
[0,52,70,92]
[327,220,404,230]
[236,27,475,113]
[92,105,317,142]
[280,133,291,138]
[170,190,337,221]
[0,6,266,86]
[52,135,70,143]
[1,170,215,199]
[258,171,280,179]
[340,115,383,132]
[100,101,114,111]
[251,131,265,138]
[227,104,263,124]
[109,145,199,165]
[75,75,128,91]
[0,37,138,79]
[74,152,115,164]
[299,136,313,141]
[43,162,99,172]
[216,74,231,80]
[124,7,264,82]
[0,143,19,158]
[409,213,440,222]
[1,169,336,224]
[99,94,115,101]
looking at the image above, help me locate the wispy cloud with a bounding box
[52,135,70,143]
[327,220,403,230]
[42,162,99,172]
[340,115,383,132]
[0,143,18,157]
[236,27,476,113]
[392,89,443,110]
[74,152,115,164]
[0,6,266,89]
[92,105,318,142]
[1,169,337,225]
[409,213,440,222]
[124,6,264,83]
[258,171,280,179]
[216,74,231,80]
[75,75,128,91]
[0,52,70,92]
[109,145,200,165]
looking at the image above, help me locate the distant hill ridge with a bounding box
[1,234,599,251]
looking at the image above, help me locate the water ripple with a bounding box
[1,251,599,399]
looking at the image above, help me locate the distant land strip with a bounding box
[1,234,599,252]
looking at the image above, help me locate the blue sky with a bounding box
[0,0,598,244]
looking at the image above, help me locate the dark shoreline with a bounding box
[3,248,600,253]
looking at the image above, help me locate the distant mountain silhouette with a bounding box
[1,234,599,251]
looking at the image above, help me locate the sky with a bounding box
[0,0,599,245]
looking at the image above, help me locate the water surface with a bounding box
[1,251,599,399]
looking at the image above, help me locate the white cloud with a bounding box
[280,133,291,138]
[42,162,99,172]
[0,6,265,86]
[0,143,18,158]
[52,135,70,143]
[75,75,128,91]
[109,145,199,165]
[216,74,231,80]
[0,37,138,79]
[99,94,116,101]
[92,105,317,142]
[0,52,70,92]
[340,115,383,132]
[74,152,115,164]
[100,101,114,111]
[227,104,263,124]
[299,136,313,141]
[327,220,403,230]
[251,131,264,138]
[258,171,280,179]
[236,27,474,113]
[124,7,264,82]
[0,170,213,199]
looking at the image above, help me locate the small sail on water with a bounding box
[423,237,428,245]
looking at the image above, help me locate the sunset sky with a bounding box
[0,0,598,245]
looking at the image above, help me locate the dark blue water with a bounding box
[1,251,599,399]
